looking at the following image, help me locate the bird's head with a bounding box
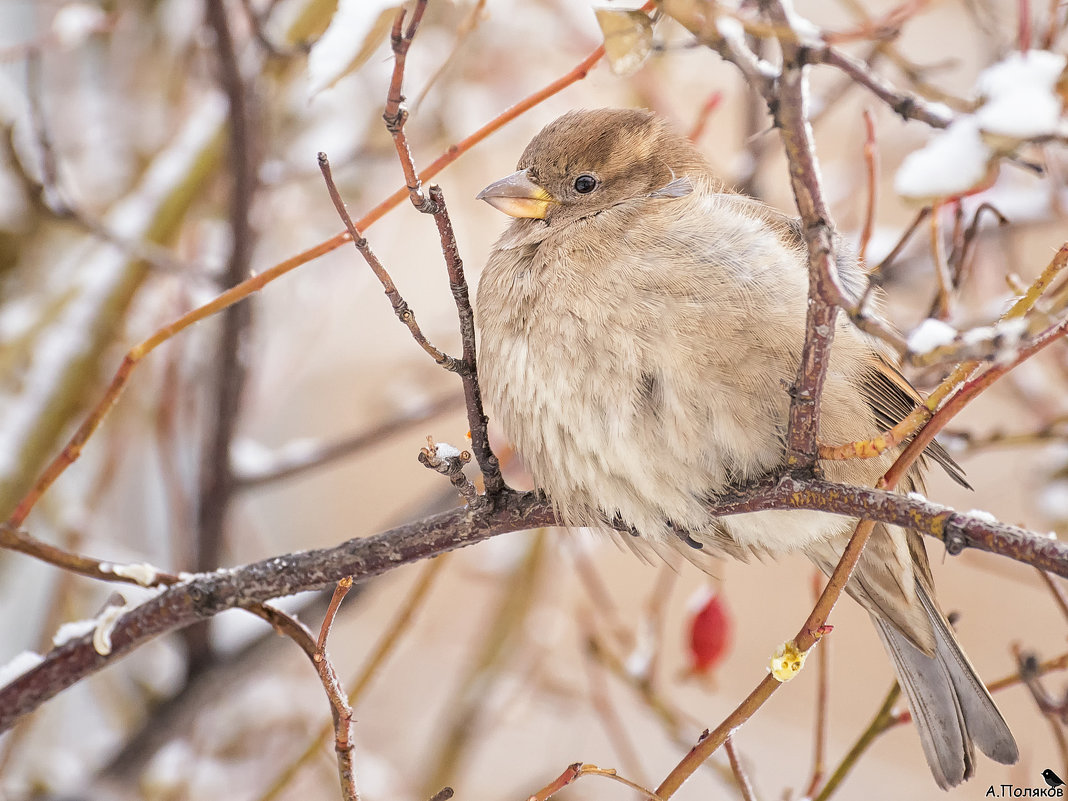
[478,108,709,229]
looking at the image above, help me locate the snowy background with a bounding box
[0,1,1067,800]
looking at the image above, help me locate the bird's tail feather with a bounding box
[873,584,1018,789]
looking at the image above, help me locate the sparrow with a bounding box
[474,108,1018,788]
[1043,769,1065,788]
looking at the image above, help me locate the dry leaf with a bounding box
[594,9,653,77]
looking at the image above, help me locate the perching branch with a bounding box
[5,475,1067,735]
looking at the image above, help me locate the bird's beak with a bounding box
[477,170,555,219]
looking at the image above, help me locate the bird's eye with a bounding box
[573,174,597,194]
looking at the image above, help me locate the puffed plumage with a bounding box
[475,108,1017,788]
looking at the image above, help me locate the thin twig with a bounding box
[425,183,505,495]
[1038,569,1068,623]
[812,684,901,801]
[0,524,178,587]
[234,394,464,489]
[815,47,954,128]
[804,571,831,798]
[724,735,757,801]
[317,577,354,654]
[884,311,1068,487]
[858,108,878,264]
[253,603,359,801]
[582,628,651,789]
[238,0,307,58]
[687,90,725,143]
[1041,0,1063,48]
[412,0,487,111]
[870,206,931,277]
[383,1,432,209]
[928,201,955,319]
[823,0,933,43]
[949,202,1009,290]
[256,556,449,801]
[1016,648,1068,776]
[318,151,456,369]
[380,3,505,495]
[527,763,664,801]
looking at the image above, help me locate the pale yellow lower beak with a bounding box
[477,170,555,219]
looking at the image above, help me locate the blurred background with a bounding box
[0,1,1066,800]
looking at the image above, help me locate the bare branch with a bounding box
[6,476,1066,735]
[380,4,506,495]
[418,436,478,505]
[318,151,458,370]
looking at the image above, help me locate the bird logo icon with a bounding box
[1043,768,1065,788]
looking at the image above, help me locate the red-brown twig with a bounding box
[233,394,464,489]
[316,580,359,801]
[1018,0,1033,51]
[948,202,1009,292]
[687,90,724,143]
[812,682,901,801]
[383,1,431,207]
[858,108,878,264]
[928,201,955,319]
[257,557,449,801]
[1039,569,1068,623]
[254,602,358,801]
[0,524,178,587]
[870,205,931,277]
[815,47,953,128]
[805,570,832,798]
[527,763,663,801]
[380,2,505,495]
[824,0,933,43]
[317,577,353,654]
[318,152,454,369]
[1015,647,1068,777]
[724,735,757,801]
[1041,0,1062,48]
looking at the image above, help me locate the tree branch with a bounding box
[4,474,1066,734]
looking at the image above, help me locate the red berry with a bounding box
[689,588,732,673]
